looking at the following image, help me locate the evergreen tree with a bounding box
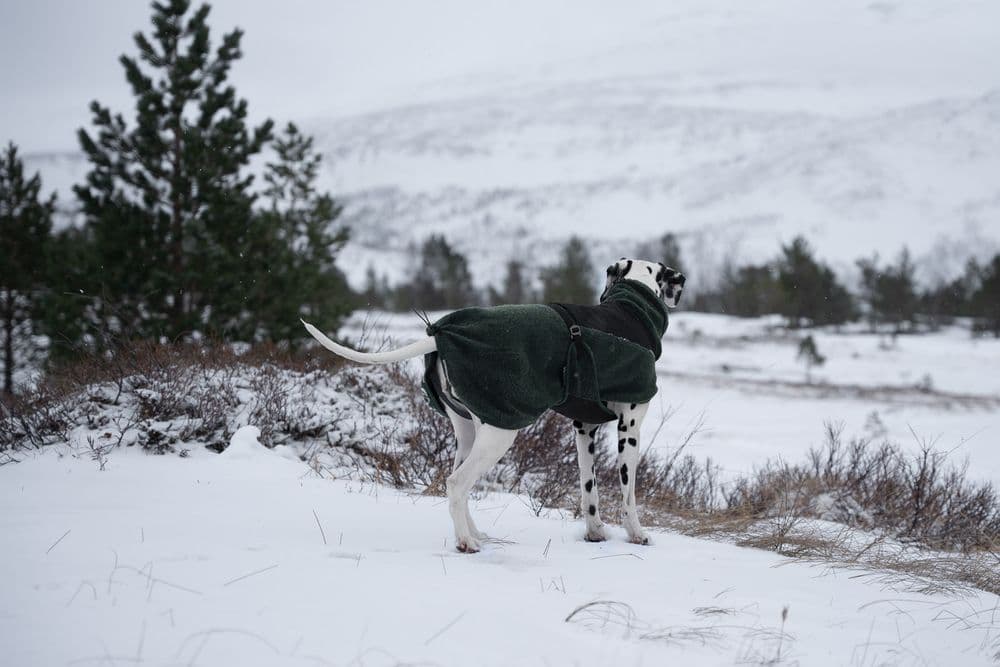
[408,235,476,310]
[541,236,596,304]
[74,0,273,341]
[490,259,532,305]
[776,237,854,327]
[920,258,980,329]
[0,143,55,396]
[241,123,352,341]
[797,334,826,384]
[856,248,919,332]
[717,263,782,317]
[971,255,1000,337]
[362,265,391,309]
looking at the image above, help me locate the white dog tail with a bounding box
[301,319,437,365]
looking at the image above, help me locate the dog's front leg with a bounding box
[573,420,606,542]
[446,423,517,553]
[610,401,650,545]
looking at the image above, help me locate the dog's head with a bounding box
[602,258,686,308]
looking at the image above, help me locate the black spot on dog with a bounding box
[630,419,635,427]
[573,420,583,428]
[628,437,637,446]
[618,421,627,432]
[577,429,585,435]
[588,427,598,438]
[647,266,653,273]
[585,479,593,493]
[588,504,596,516]
[630,403,636,410]
[618,438,625,453]
[620,464,629,485]
[588,442,595,455]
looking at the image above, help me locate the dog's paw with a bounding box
[628,533,651,546]
[455,537,482,554]
[584,527,608,542]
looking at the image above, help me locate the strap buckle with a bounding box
[568,324,582,340]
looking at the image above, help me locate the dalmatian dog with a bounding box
[302,259,685,553]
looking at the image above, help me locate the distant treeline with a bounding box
[364,232,1000,339]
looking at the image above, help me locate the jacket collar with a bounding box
[600,280,669,357]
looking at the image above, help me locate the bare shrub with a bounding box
[723,424,1000,552]
[0,339,346,455]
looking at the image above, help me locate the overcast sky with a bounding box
[1,0,636,153]
[4,1,999,154]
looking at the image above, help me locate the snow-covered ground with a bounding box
[2,310,999,665]
[4,432,1000,666]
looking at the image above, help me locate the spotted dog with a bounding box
[302,259,685,553]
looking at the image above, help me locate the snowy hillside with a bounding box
[321,86,1000,290]
[15,0,1000,291]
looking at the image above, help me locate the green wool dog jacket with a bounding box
[421,280,668,429]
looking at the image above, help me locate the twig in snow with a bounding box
[424,612,466,646]
[590,552,644,561]
[490,502,511,527]
[312,509,328,545]
[223,564,279,587]
[66,581,98,607]
[46,529,71,554]
[543,538,552,559]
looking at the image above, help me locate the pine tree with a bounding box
[243,123,352,341]
[717,263,782,317]
[408,235,477,310]
[857,248,918,333]
[776,237,854,327]
[797,334,826,384]
[490,259,531,304]
[0,143,55,396]
[74,0,273,341]
[971,255,1000,337]
[541,237,596,304]
[920,258,979,329]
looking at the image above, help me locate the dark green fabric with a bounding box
[422,281,668,430]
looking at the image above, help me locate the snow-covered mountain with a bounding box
[17,0,1000,291]
[317,85,1000,291]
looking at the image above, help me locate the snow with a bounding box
[4,446,999,666]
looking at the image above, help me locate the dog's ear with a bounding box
[656,263,686,308]
[601,260,627,301]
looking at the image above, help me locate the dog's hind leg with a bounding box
[446,423,517,553]
[443,405,487,541]
[610,401,651,545]
[573,421,607,542]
